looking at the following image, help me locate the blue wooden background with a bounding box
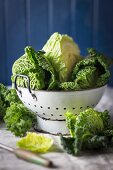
[0,0,113,86]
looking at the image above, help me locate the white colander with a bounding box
[14,74,107,135]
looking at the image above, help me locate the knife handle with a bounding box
[14,148,53,167]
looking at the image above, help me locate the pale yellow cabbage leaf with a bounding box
[17,132,53,153]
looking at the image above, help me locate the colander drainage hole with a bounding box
[34,105,36,107]
[48,107,50,109]
[63,108,66,110]
[43,113,45,115]
[87,106,89,108]
[73,108,75,110]
[56,108,59,110]
[40,106,43,108]
[80,107,83,109]
[51,114,53,116]
[28,103,30,105]
[59,115,62,116]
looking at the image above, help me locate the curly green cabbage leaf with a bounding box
[60,136,75,155]
[36,50,58,90]
[12,47,45,90]
[5,88,22,104]
[65,111,77,137]
[42,32,81,82]
[61,134,109,155]
[0,84,23,121]
[60,66,97,90]
[12,47,58,90]
[12,46,40,74]
[17,132,53,153]
[60,48,111,90]
[72,48,110,87]
[4,103,37,137]
[83,135,108,150]
[0,84,10,119]
[62,109,113,155]
[0,96,7,120]
[61,108,105,155]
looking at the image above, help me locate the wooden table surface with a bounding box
[0,87,113,170]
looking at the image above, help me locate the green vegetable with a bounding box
[60,66,97,90]
[60,136,75,155]
[36,50,58,90]
[4,103,37,137]
[0,84,10,119]
[12,46,40,75]
[17,132,53,153]
[42,32,81,82]
[83,135,108,150]
[65,111,77,137]
[72,48,110,88]
[0,83,37,137]
[12,47,58,90]
[61,108,113,155]
[0,83,23,121]
[12,46,45,90]
[0,96,7,120]
[0,83,10,99]
[66,108,104,138]
[60,48,111,90]
[12,36,112,91]
[60,135,108,155]
[5,88,22,104]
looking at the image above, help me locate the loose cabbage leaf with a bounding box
[61,108,105,155]
[4,103,37,137]
[60,135,75,155]
[0,96,7,120]
[5,88,22,104]
[0,84,10,120]
[65,111,77,137]
[60,134,109,155]
[83,135,108,150]
[17,132,53,153]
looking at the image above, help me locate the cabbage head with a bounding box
[42,32,81,82]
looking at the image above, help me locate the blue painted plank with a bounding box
[97,0,113,56]
[5,0,27,85]
[97,0,113,86]
[75,0,93,56]
[49,0,70,35]
[29,0,48,50]
[0,0,7,85]
[70,0,76,37]
[92,0,99,49]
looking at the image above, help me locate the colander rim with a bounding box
[17,84,107,93]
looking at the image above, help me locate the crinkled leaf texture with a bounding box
[42,32,81,82]
[60,48,111,91]
[12,47,45,90]
[12,46,58,90]
[17,132,53,153]
[4,103,37,137]
[61,108,108,155]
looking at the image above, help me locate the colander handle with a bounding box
[14,74,37,100]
